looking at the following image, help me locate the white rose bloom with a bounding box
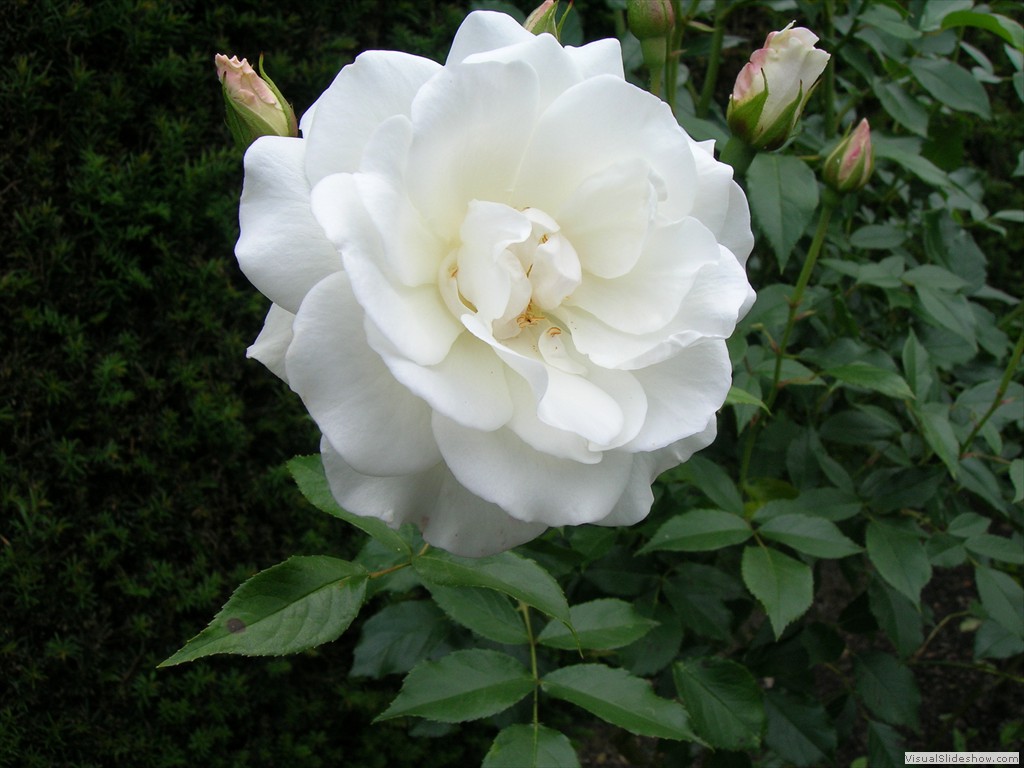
[238,11,755,557]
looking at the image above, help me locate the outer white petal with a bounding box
[246,303,295,383]
[286,272,441,476]
[424,473,550,557]
[367,321,514,432]
[321,438,547,558]
[302,50,441,185]
[310,172,463,366]
[432,413,634,526]
[405,59,540,233]
[514,75,696,220]
[446,10,535,65]
[236,137,342,314]
[687,139,754,265]
[461,32,583,111]
[624,340,732,452]
[564,38,625,80]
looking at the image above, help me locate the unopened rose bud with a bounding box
[726,23,830,151]
[524,1,560,38]
[626,0,675,40]
[823,118,874,192]
[215,54,297,149]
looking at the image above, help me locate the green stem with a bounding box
[766,197,836,411]
[695,0,727,119]
[740,197,836,490]
[720,135,757,179]
[519,601,540,728]
[960,321,1024,454]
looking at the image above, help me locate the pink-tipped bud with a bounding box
[726,23,831,151]
[823,118,874,192]
[524,1,560,38]
[215,54,297,149]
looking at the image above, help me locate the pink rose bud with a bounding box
[524,1,560,38]
[726,22,830,151]
[215,54,297,149]
[823,118,874,192]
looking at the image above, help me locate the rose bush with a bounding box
[237,10,754,557]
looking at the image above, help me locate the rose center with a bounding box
[440,202,582,340]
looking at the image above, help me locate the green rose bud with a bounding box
[524,1,560,39]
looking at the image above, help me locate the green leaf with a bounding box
[483,725,580,768]
[1011,459,1024,503]
[849,224,908,250]
[902,329,934,400]
[916,286,977,348]
[974,618,1024,660]
[619,600,683,676]
[288,455,410,554]
[914,402,961,479]
[542,664,697,741]
[975,566,1024,639]
[538,599,657,650]
[641,509,752,553]
[669,455,745,515]
[867,720,907,768]
[664,569,735,642]
[865,521,932,609]
[428,584,528,644]
[826,363,914,400]
[902,265,968,291]
[867,576,923,658]
[414,549,570,625]
[872,79,928,137]
[725,385,770,413]
[873,136,950,188]
[160,556,367,666]
[672,658,764,750]
[746,153,819,272]
[351,601,449,678]
[758,514,862,559]
[941,10,1024,51]
[763,690,836,767]
[909,57,991,118]
[741,547,813,638]
[854,651,920,729]
[964,534,1024,565]
[377,649,533,723]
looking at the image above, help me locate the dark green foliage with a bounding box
[0,1,492,765]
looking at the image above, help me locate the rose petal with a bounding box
[625,340,732,452]
[246,303,295,382]
[286,272,441,476]
[406,59,540,233]
[446,10,535,65]
[556,158,659,279]
[432,413,634,526]
[321,437,547,558]
[236,136,342,314]
[366,321,514,432]
[310,172,463,366]
[303,50,441,185]
[514,75,696,220]
[566,216,721,335]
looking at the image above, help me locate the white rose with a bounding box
[238,11,755,557]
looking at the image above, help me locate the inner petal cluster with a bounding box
[440,201,581,341]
